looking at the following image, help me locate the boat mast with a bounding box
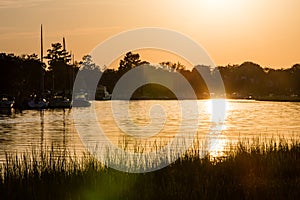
[63,37,66,51]
[40,24,44,93]
[41,24,43,63]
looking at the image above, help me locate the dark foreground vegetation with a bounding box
[0,141,299,200]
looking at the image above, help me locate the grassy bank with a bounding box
[0,141,299,200]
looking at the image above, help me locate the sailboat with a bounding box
[27,25,48,109]
[48,36,72,108]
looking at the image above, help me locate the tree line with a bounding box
[98,52,300,100]
[1,45,300,101]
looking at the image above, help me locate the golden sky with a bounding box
[0,0,299,69]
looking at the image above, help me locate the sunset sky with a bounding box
[0,0,299,69]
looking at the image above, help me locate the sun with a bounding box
[199,0,244,12]
[168,0,247,25]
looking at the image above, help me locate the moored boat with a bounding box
[27,95,48,109]
[0,95,15,108]
[72,92,91,107]
[48,95,71,108]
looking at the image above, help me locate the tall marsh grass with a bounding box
[0,139,299,200]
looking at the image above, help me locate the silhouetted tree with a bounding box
[99,68,118,93]
[45,43,74,92]
[160,61,186,71]
[118,52,149,75]
[0,53,45,96]
[1,48,300,101]
[77,55,101,94]
[45,43,71,66]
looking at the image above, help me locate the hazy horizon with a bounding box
[1,0,299,69]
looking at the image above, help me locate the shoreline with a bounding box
[2,97,300,112]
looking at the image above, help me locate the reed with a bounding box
[0,139,299,200]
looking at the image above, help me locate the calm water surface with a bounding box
[0,99,299,161]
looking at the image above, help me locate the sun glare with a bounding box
[184,0,245,11]
[208,136,228,158]
[205,99,228,121]
[204,99,229,158]
[200,0,242,10]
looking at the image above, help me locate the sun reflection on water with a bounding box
[208,136,228,158]
[204,98,229,157]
